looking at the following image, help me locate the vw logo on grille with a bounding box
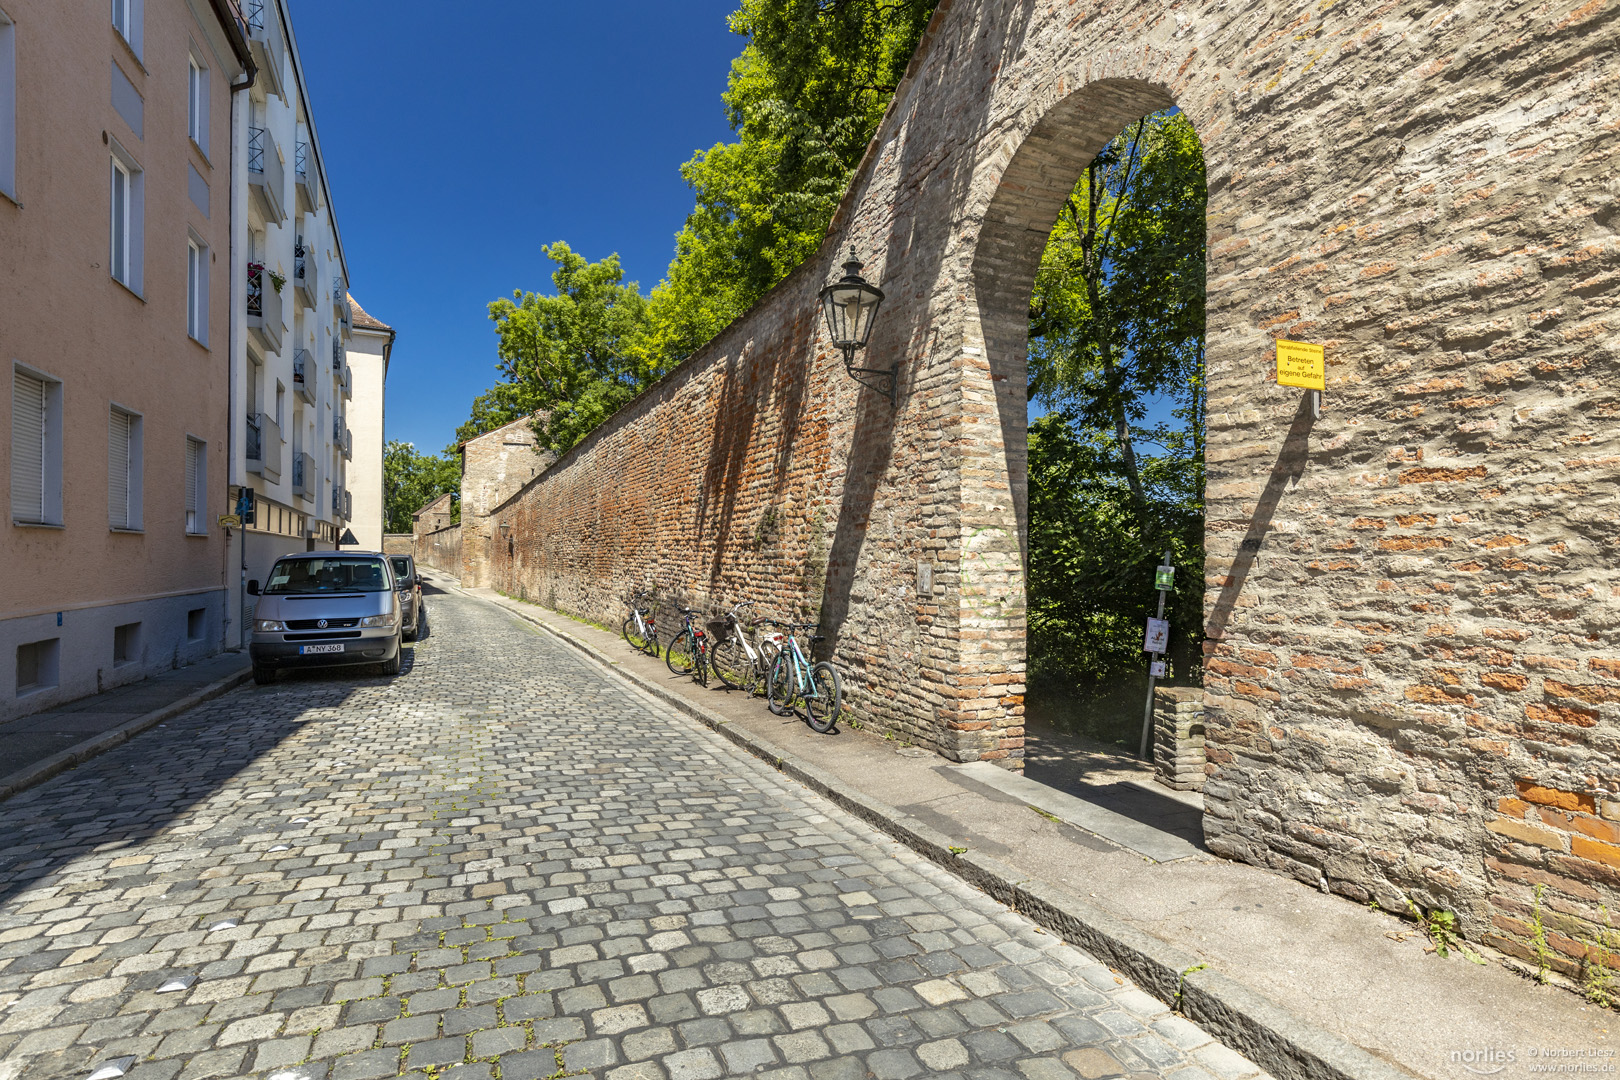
[317,619,328,629]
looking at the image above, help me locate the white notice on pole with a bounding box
[1150,660,1167,678]
[1144,618,1170,654]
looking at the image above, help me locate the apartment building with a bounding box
[345,294,392,552]
[0,0,252,720]
[228,0,353,644]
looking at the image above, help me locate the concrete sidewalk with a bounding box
[0,650,251,801]
[442,574,1611,1080]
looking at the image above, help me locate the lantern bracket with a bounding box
[840,348,898,406]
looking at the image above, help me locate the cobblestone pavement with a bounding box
[0,589,1269,1080]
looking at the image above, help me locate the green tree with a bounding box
[641,0,938,364]
[383,440,461,535]
[486,243,655,455]
[1024,110,1208,741]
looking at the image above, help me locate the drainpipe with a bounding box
[224,53,256,653]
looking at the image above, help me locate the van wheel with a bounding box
[252,664,276,686]
[380,643,402,676]
[402,621,419,643]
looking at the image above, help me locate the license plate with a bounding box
[300,644,344,655]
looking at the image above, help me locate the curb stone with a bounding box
[0,664,254,803]
[467,584,1418,1080]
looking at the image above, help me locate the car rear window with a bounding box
[265,557,393,594]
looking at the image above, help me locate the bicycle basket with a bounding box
[705,619,731,642]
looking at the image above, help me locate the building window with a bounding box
[187,238,208,343]
[111,0,142,57]
[184,436,205,533]
[113,622,141,666]
[0,7,15,202]
[187,53,207,153]
[108,405,143,530]
[16,638,58,695]
[109,146,143,292]
[187,608,206,641]
[11,365,62,526]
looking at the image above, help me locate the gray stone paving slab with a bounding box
[0,589,1269,1080]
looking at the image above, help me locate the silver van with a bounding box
[247,552,403,684]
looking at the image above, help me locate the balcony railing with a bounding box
[293,349,315,404]
[340,363,353,400]
[246,411,281,483]
[247,126,286,224]
[245,0,286,99]
[333,282,352,327]
[294,239,318,309]
[333,413,345,443]
[345,490,352,520]
[246,263,283,353]
[295,140,318,215]
[292,452,315,499]
[342,428,353,461]
[332,337,345,373]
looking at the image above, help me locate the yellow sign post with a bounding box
[1276,339,1324,390]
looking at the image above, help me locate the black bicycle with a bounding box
[664,605,712,686]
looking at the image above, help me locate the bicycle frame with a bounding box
[780,630,825,699]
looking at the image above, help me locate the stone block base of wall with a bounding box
[1153,686,1204,792]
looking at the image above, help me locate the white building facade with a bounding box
[227,0,357,643]
[344,295,392,552]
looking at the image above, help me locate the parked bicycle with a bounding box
[766,621,843,732]
[664,604,713,686]
[621,588,660,658]
[708,601,779,694]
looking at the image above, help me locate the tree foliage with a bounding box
[1024,110,1207,741]
[383,440,460,535]
[486,243,655,455]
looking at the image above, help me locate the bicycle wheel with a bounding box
[665,627,697,675]
[766,651,795,716]
[640,622,662,658]
[712,636,756,693]
[806,662,843,733]
[623,615,654,656]
[755,639,780,697]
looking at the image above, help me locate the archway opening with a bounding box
[1022,107,1207,752]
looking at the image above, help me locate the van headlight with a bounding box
[360,614,397,628]
[255,619,286,632]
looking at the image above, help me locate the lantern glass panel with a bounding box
[824,283,882,348]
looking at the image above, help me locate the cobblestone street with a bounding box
[0,589,1268,1080]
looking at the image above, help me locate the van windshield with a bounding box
[264,557,392,594]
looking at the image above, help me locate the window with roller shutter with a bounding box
[108,406,142,530]
[12,368,45,523]
[185,437,206,534]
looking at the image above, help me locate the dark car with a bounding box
[390,554,426,641]
[248,552,403,684]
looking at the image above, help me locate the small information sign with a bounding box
[1155,565,1175,590]
[1150,660,1167,679]
[217,514,241,528]
[1144,618,1170,654]
[1276,339,1325,391]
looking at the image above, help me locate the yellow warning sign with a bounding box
[1276,339,1325,391]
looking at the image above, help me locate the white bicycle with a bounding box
[708,601,781,695]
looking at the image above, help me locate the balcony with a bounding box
[245,0,286,100]
[332,337,346,375]
[293,350,315,404]
[333,283,352,327]
[294,240,318,310]
[292,452,315,500]
[343,428,353,461]
[295,141,319,215]
[345,490,352,520]
[333,413,345,444]
[247,126,286,225]
[246,412,281,484]
[246,263,283,354]
[332,486,346,521]
[340,363,353,400]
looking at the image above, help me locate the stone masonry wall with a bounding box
[488,0,1620,973]
[415,525,461,577]
[458,417,552,589]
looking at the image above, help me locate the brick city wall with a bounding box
[458,418,552,589]
[415,525,461,577]
[488,0,1620,974]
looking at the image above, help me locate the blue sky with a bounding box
[288,0,741,455]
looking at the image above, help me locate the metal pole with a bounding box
[1138,550,1172,760]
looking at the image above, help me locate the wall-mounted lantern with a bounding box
[498,521,510,537]
[819,247,892,405]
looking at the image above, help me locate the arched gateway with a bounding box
[486,0,1617,970]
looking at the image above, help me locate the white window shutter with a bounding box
[109,408,131,528]
[11,370,45,523]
